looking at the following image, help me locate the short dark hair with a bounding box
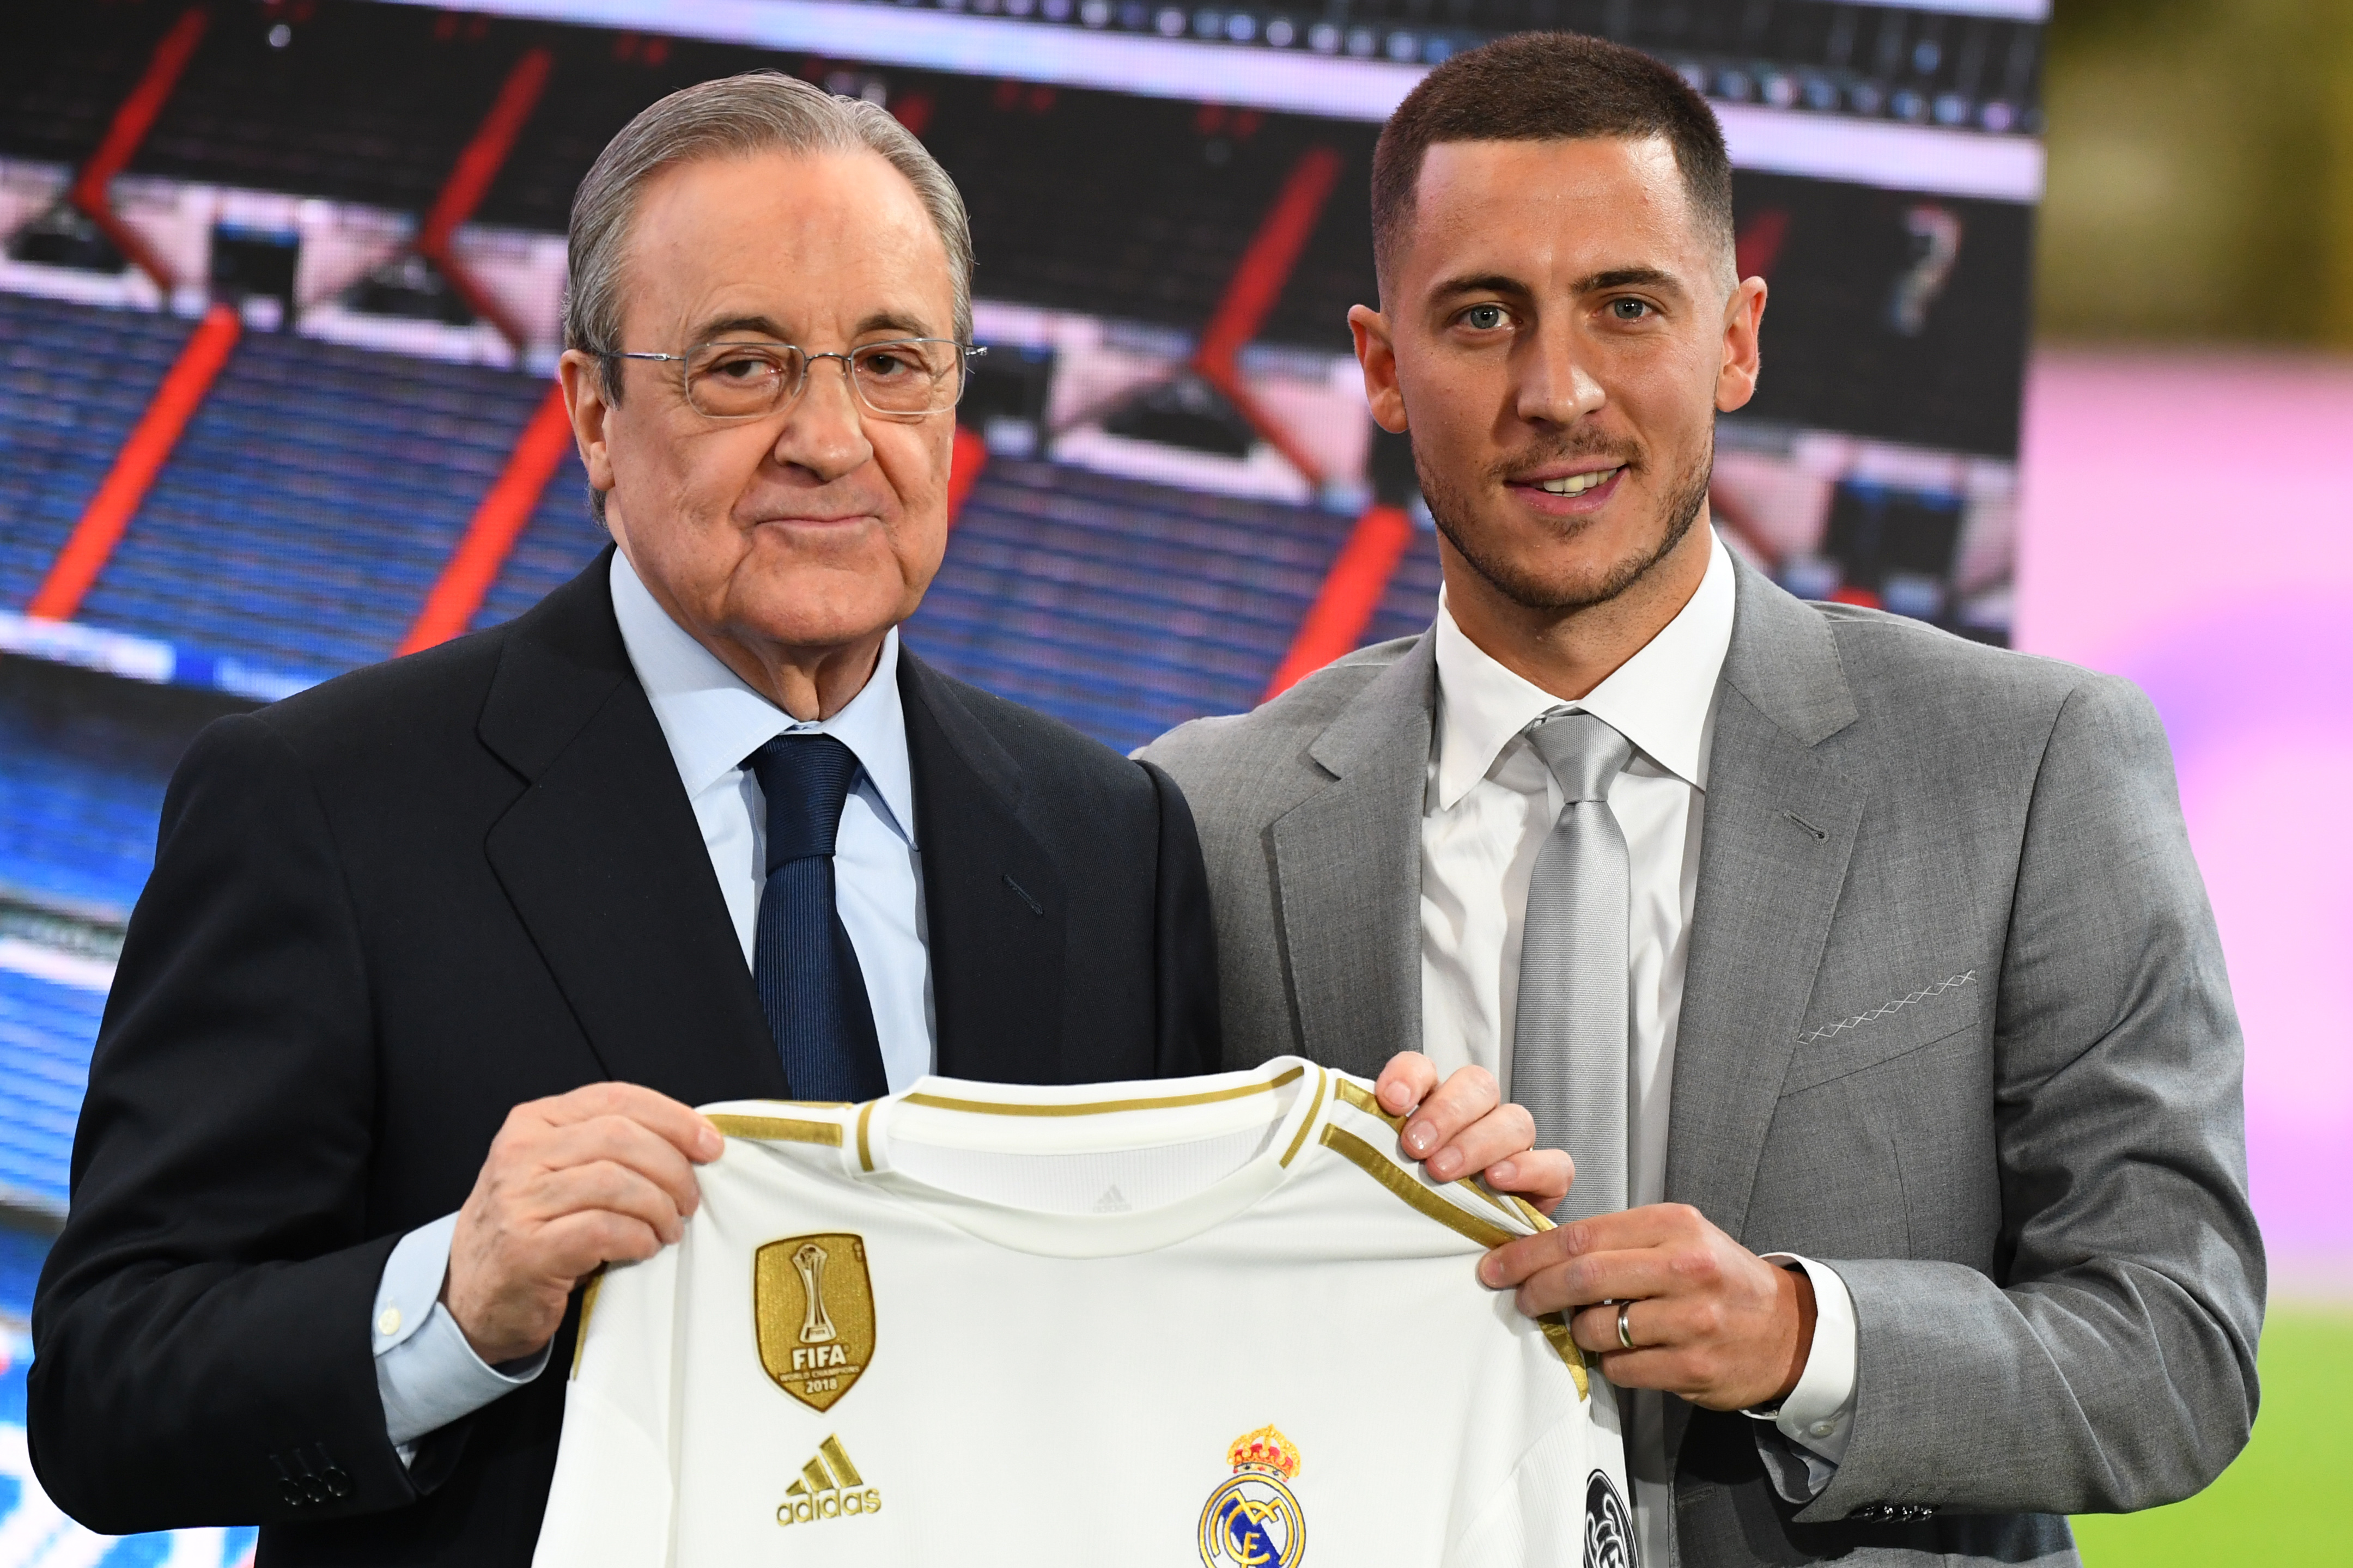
[1369,32,1735,297]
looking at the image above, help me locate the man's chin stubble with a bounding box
[1421,443,1714,617]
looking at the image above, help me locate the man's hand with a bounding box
[1372,1052,1573,1209]
[1478,1203,1816,1411]
[445,1083,723,1365]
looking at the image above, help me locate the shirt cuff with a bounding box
[1766,1253,1858,1466]
[374,1213,552,1457]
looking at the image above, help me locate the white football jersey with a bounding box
[534,1056,1634,1567]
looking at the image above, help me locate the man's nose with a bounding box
[771,355,874,480]
[1513,322,1607,427]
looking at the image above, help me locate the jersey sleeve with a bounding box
[1321,1073,1592,1395]
[531,1243,682,1567]
[1321,1072,1555,1242]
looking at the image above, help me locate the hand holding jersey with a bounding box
[443,1083,726,1366]
[1484,1204,1820,1412]
[1375,1050,1573,1201]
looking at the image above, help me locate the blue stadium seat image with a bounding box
[0,668,188,921]
[0,965,106,1216]
[469,456,606,632]
[72,326,557,682]
[908,459,1360,756]
[1362,523,1444,650]
[0,294,194,613]
[0,740,161,921]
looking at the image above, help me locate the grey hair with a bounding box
[564,69,974,396]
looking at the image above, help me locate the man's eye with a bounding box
[1463,304,1507,331]
[1609,299,1653,321]
[711,355,777,381]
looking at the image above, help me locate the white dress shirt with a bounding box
[1417,530,1857,1563]
[371,551,938,1456]
[608,548,935,1080]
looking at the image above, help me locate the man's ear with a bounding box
[557,349,619,497]
[1715,276,1768,414]
[1349,303,1409,435]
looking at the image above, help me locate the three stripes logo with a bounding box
[776,1434,883,1527]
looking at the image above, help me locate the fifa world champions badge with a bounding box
[1198,1425,1306,1567]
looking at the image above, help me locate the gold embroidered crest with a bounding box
[754,1234,875,1412]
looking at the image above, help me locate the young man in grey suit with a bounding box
[1144,33,2261,1568]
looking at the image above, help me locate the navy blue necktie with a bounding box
[745,734,887,1102]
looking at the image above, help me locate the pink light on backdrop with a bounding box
[2016,351,2353,1286]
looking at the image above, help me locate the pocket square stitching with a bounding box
[1798,971,1976,1045]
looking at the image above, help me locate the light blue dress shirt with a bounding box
[372,550,938,1455]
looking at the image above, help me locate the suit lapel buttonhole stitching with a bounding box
[1001,871,1044,916]
[1781,809,1829,842]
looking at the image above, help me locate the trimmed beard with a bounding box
[1418,424,1714,615]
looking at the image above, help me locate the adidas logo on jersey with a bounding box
[775,1435,882,1527]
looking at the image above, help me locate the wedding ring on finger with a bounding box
[1616,1299,1637,1351]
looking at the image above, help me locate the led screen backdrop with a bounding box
[0,2,2044,1559]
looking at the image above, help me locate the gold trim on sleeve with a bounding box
[1508,1194,1556,1231]
[1536,1313,1592,1398]
[709,1114,845,1146]
[1333,1077,1549,1229]
[903,1064,1305,1119]
[1317,1124,1516,1248]
[569,1270,605,1381]
[1331,1076,1402,1129]
[856,1101,877,1173]
[1278,1067,1328,1168]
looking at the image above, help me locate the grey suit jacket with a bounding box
[1142,558,2262,1567]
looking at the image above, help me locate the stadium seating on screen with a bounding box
[0,295,196,613]
[0,967,105,1216]
[74,325,556,678]
[911,459,1369,754]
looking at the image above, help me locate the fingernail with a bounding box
[1403,1124,1433,1155]
[1489,1159,1516,1184]
[1478,1254,1500,1287]
[1428,1149,1461,1179]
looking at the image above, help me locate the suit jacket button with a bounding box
[321,1465,351,1498]
[278,1479,308,1507]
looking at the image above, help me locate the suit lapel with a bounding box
[478,551,786,1105]
[1267,636,1436,1078]
[899,652,1067,1084]
[1665,562,1864,1237]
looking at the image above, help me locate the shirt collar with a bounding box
[1431,527,1736,810]
[608,549,916,845]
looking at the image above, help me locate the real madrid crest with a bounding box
[1198,1425,1307,1567]
[1584,1469,1637,1568]
[753,1234,875,1412]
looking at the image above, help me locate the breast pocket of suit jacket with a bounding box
[1781,966,1987,1095]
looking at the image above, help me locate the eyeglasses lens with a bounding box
[684,341,960,418]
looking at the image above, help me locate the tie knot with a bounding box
[1524,711,1634,802]
[746,733,864,872]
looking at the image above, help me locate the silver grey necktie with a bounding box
[1510,710,1635,1223]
